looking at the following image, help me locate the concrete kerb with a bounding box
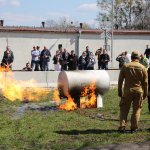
[1,70,120,88]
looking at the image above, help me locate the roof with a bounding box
[0,26,150,35]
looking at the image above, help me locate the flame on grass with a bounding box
[0,67,49,101]
[59,94,77,111]
[53,89,61,104]
[53,82,97,111]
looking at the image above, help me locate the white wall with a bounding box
[3,70,119,88]
[112,35,150,68]
[0,32,77,70]
[0,31,149,70]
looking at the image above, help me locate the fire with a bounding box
[59,94,77,111]
[0,67,49,101]
[80,82,97,108]
[53,89,61,104]
[53,82,97,111]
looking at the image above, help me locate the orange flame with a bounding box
[53,82,97,111]
[0,67,49,101]
[53,89,61,104]
[80,82,97,108]
[59,94,77,111]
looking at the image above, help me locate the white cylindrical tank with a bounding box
[58,70,110,99]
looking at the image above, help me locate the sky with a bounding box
[0,0,99,27]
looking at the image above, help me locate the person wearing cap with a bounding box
[118,51,148,133]
[116,52,126,69]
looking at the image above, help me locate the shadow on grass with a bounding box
[55,129,117,135]
[55,128,150,135]
[99,118,119,122]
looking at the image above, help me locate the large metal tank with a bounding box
[58,70,110,107]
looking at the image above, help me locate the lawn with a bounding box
[0,88,149,150]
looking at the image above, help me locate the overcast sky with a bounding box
[0,0,99,27]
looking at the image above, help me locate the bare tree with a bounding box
[45,16,92,30]
[97,0,150,30]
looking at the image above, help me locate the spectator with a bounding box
[68,50,78,70]
[116,52,126,69]
[87,52,96,70]
[140,54,149,68]
[99,49,110,70]
[85,46,91,58]
[58,47,64,71]
[36,46,42,71]
[31,46,40,71]
[95,48,102,69]
[144,45,150,59]
[40,46,51,71]
[78,52,87,70]
[22,62,32,71]
[1,46,14,70]
[61,48,69,71]
[125,51,131,63]
[53,50,61,71]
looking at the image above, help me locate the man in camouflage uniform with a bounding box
[118,51,148,133]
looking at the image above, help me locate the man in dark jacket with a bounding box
[144,45,150,59]
[1,46,14,70]
[61,48,69,71]
[40,46,51,71]
[68,50,78,70]
[78,52,87,70]
[95,48,102,69]
[99,49,110,70]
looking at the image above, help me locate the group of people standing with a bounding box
[53,46,97,71]
[53,46,111,71]
[95,48,110,70]
[116,49,150,69]
[1,45,149,72]
[0,45,110,71]
[116,51,131,69]
[31,46,51,71]
[53,48,78,71]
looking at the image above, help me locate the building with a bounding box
[0,26,150,70]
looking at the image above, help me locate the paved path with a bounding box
[84,141,150,150]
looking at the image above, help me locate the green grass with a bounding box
[0,89,149,150]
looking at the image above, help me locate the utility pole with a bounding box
[99,0,114,67]
[129,0,132,29]
[111,0,114,68]
[104,29,108,50]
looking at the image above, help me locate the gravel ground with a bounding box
[84,141,150,150]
